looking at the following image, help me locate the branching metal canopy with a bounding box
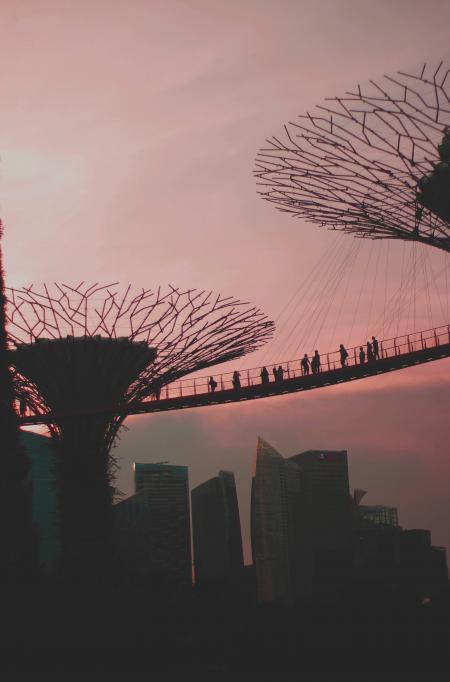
[7,282,274,418]
[255,62,450,251]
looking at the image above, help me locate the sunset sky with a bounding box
[1,0,450,562]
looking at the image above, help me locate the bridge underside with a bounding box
[19,342,450,425]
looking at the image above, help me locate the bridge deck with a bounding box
[132,342,450,415]
[19,339,450,425]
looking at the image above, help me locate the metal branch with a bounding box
[255,62,450,251]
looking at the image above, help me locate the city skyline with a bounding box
[2,1,450,673]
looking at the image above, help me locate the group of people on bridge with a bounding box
[206,336,381,394]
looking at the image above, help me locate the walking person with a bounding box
[339,344,349,368]
[366,341,374,362]
[260,366,270,386]
[208,376,218,393]
[311,350,321,374]
[273,366,279,382]
[301,354,310,376]
[372,336,380,360]
[359,346,365,365]
[153,380,162,401]
[232,370,241,390]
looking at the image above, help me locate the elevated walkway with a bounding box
[18,325,450,425]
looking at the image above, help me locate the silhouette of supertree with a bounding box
[0,220,37,583]
[256,62,450,252]
[6,282,273,576]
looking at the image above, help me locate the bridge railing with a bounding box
[150,324,450,402]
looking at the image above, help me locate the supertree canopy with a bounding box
[7,282,273,575]
[255,62,450,252]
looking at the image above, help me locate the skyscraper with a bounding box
[191,470,243,587]
[20,430,60,572]
[114,463,192,590]
[289,449,352,589]
[251,438,312,605]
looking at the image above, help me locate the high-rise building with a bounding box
[114,463,192,590]
[191,470,244,587]
[20,430,60,572]
[289,449,352,588]
[358,505,398,527]
[251,437,312,605]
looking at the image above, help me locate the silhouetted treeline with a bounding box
[0,220,37,584]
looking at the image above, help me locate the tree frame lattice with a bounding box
[255,62,450,252]
[7,281,274,417]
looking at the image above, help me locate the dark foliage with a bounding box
[0,219,37,583]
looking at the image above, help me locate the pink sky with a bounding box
[2,0,450,562]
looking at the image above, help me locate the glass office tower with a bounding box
[192,470,244,586]
[251,438,312,605]
[289,449,352,591]
[114,463,192,590]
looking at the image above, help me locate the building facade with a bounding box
[289,449,352,591]
[114,463,192,590]
[400,529,448,593]
[251,438,312,605]
[192,470,244,587]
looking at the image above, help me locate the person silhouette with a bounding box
[208,376,218,393]
[232,370,241,390]
[366,341,374,362]
[311,350,321,374]
[301,354,310,376]
[359,346,365,365]
[260,366,270,385]
[273,366,279,382]
[339,344,348,368]
[277,365,285,381]
[372,336,380,360]
[153,380,162,400]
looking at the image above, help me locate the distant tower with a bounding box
[115,462,192,590]
[191,470,244,588]
[289,450,352,592]
[251,437,312,605]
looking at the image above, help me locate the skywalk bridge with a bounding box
[19,324,450,426]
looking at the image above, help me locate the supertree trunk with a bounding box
[57,415,122,580]
[0,220,37,583]
[11,337,154,581]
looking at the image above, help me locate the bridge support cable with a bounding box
[261,235,449,374]
[256,233,342,366]
[328,239,363,352]
[276,237,351,359]
[294,240,361,357]
[279,237,364,361]
[363,240,383,343]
